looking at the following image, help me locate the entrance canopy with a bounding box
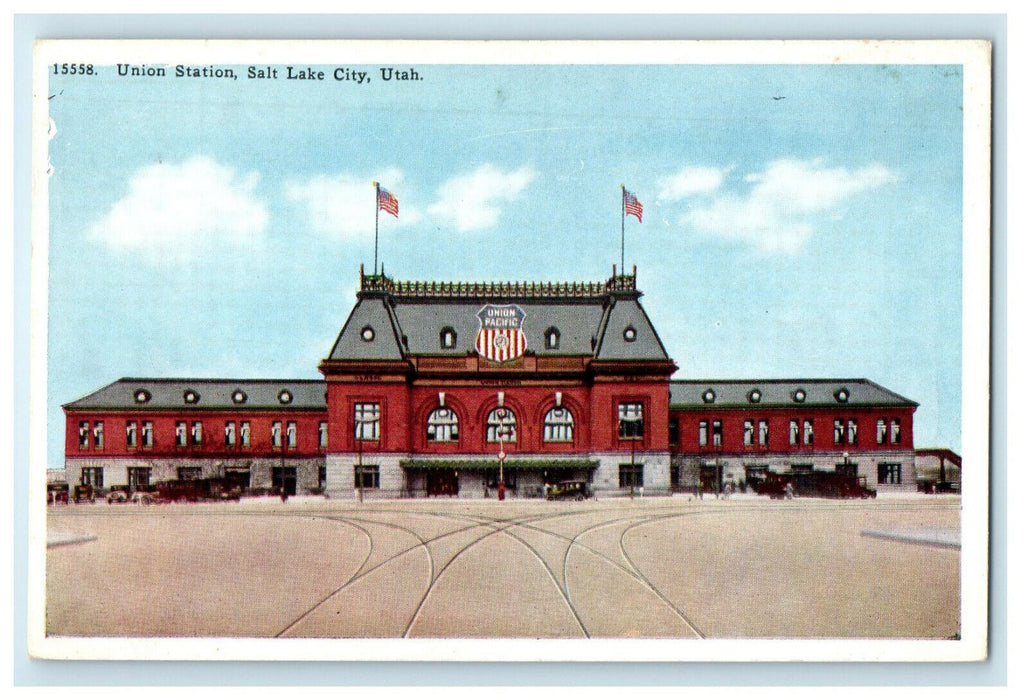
[399,458,599,471]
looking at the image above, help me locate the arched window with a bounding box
[544,327,560,350]
[427,407,459,442]
[486,407,517,443]
[543,406,574,442]
[440,327,457,349]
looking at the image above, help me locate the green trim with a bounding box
[399,458,599,471]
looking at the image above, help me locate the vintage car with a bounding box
[72,483,95,503]
[546,481,593,501]
[106,485,160,504]
[47,482,70,505]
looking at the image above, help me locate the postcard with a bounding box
[29,39,991,662]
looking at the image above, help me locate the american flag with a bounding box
[623,189,643,222]
[378,187,399,217]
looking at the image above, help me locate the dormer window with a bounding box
[183,389,200,404]
[134,389,151,404]
[360,326,375,342]
[702,389,716,404]
[545,327,560,350]
[623,326,637,342]
[440,327,457,349]
[793,389,806,403]
[278,389,293,405]
[835,388,850,403]
[232,389,247,404]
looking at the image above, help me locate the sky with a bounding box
[43,58,965,466]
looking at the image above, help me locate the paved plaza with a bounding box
[45,496,960,639]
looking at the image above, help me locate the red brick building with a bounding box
[62,268,919,497]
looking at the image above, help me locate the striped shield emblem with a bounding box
[475,304,527,362]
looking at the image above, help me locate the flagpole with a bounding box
[620,183,625,275]
[373,181,379,275]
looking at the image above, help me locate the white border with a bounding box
[28,38,992,663]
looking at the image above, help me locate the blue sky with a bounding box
[45,61,964,465]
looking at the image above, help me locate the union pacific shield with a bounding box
[475,304,527,362]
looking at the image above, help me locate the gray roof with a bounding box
[326,272,669,362]
[669,379,917,408]
[64,378,327,411]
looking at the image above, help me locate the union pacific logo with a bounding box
[475,304,527,363]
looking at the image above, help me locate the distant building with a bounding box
[62,268,921,497]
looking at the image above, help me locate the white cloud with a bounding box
[89,156,268,258]
[428,164,537,232]
[285,167,416,239]
[680,158,897,253]
[656,166,729,201]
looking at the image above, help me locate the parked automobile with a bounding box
[546,481,593,501]
[72,483,95,503]
[47,482,70,505]
[155,478,243,503]
[106,484,159,504]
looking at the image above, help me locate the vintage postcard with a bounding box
[28,39,991,662]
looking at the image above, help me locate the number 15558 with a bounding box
[52,63,95,75]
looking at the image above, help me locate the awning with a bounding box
[399,458,599,471]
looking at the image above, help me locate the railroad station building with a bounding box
[62,267,920,498]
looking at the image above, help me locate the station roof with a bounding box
[63,378,327,411]
[325,268,670,363]
[669,379,918,409]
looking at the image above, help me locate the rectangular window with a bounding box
[318,465,327,491]
[619,463,644,488]
[758,420,769,446]
[890,419,901,444]
[668,418,679,447]
[789,420,799,446]
[319,421,329,449]
[225,421,236,447]
[617,403,644,439]
[286,421,297,449]
[712,420,722,447]
[354,403,381,441]
[191,421,203,446]
[743,420,754,446]
[877,419,887,444]
[355,464,380,489]
[178,466,203,481]
[142,421,153,448]
[240,421,251,448]
[80,466,103,488]
[92,421,104,450]
[699,420,708,447]
[175,421,187,447]
[834,419,844,445]
[878,462,902,484]
[128,466,151,488]
[803,419,814,446]
[271,421,282,448]
[78,421,90,450]
[126,421,138,449]
[847,419,859,445]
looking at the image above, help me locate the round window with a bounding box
[749,389,762,403]
[232,389,247,404]
[278,389,293,405]
[835,388,850,402]
[183,389,200,404]
[702,389,716,403]
[794,389,806,403]
[623,326,637,342]
[360,326,375,342]
[134,389,151,404]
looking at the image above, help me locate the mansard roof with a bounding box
[63,378,327,411]
[669,379,918,409]
[325,267,671,363]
